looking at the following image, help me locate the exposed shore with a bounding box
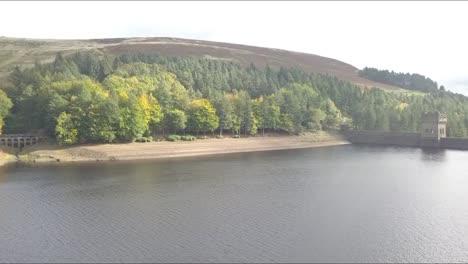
[0,150,15,167]
[1,131,349,167]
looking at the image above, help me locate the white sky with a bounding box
[1,1,467,94]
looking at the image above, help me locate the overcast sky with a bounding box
[1,1,467,94]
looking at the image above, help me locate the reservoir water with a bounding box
[1,145,468,262]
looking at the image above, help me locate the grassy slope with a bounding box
[0,36,411,92]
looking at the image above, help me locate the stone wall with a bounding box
[420,137,440,148]
[440,137,468,150]
[345,130,421,147]
[345,130,468,150]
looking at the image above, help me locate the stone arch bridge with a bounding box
[0,134,48,148]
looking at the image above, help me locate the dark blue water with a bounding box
[1,145,467,262]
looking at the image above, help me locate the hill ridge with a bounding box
[0,36,403,91]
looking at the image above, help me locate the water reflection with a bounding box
[420,148,447,162]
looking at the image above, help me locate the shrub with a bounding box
[166,135,181,142]
[232,134,240,139]
[135,137,154,143]
[197,135,208,140]
[216,135,224,139]
[181,135,196,141]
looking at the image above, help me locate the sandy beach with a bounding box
[2,131,349,166]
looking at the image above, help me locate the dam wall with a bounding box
[344,130,468,150]
[440,137,468,150]
[345,130,421,147]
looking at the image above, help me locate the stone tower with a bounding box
[420,112,447,147]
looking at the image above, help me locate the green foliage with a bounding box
[279,113,295,134]
[135,136,153,143]
[181,135,196,141]
[359,67,439,93]
[4,51,468,145]
[117,93,147,141]
[55,112,78,145]
[187,98,219,135]
[264,96,281,131]
[166,134,182,142]
[305,109,326,131]
[0,89,13,135]
[210,92,234,136]
[164,109,187,133]
[274,83,322,133]
[252,95,280,135]
[148,95,164,130]
[321,99,343,130]
[233,91,257,136]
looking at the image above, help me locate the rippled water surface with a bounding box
[1,145,468,262]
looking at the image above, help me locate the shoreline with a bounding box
[2,131,350,167]
[0,150,15,167]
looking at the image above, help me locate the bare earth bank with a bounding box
[0,149,15,167]
[10,131,349,166]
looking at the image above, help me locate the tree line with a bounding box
[1,52,468,145]
[359,67,441,93]
[0,90,12,135]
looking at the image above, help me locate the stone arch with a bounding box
[0,135,48,148]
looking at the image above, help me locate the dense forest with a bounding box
[1,52,468,145]
[359,67,440,93]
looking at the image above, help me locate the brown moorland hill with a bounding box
[0,36,405,91]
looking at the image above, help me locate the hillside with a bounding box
[2,36,468,143]
[0,36,405,91]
